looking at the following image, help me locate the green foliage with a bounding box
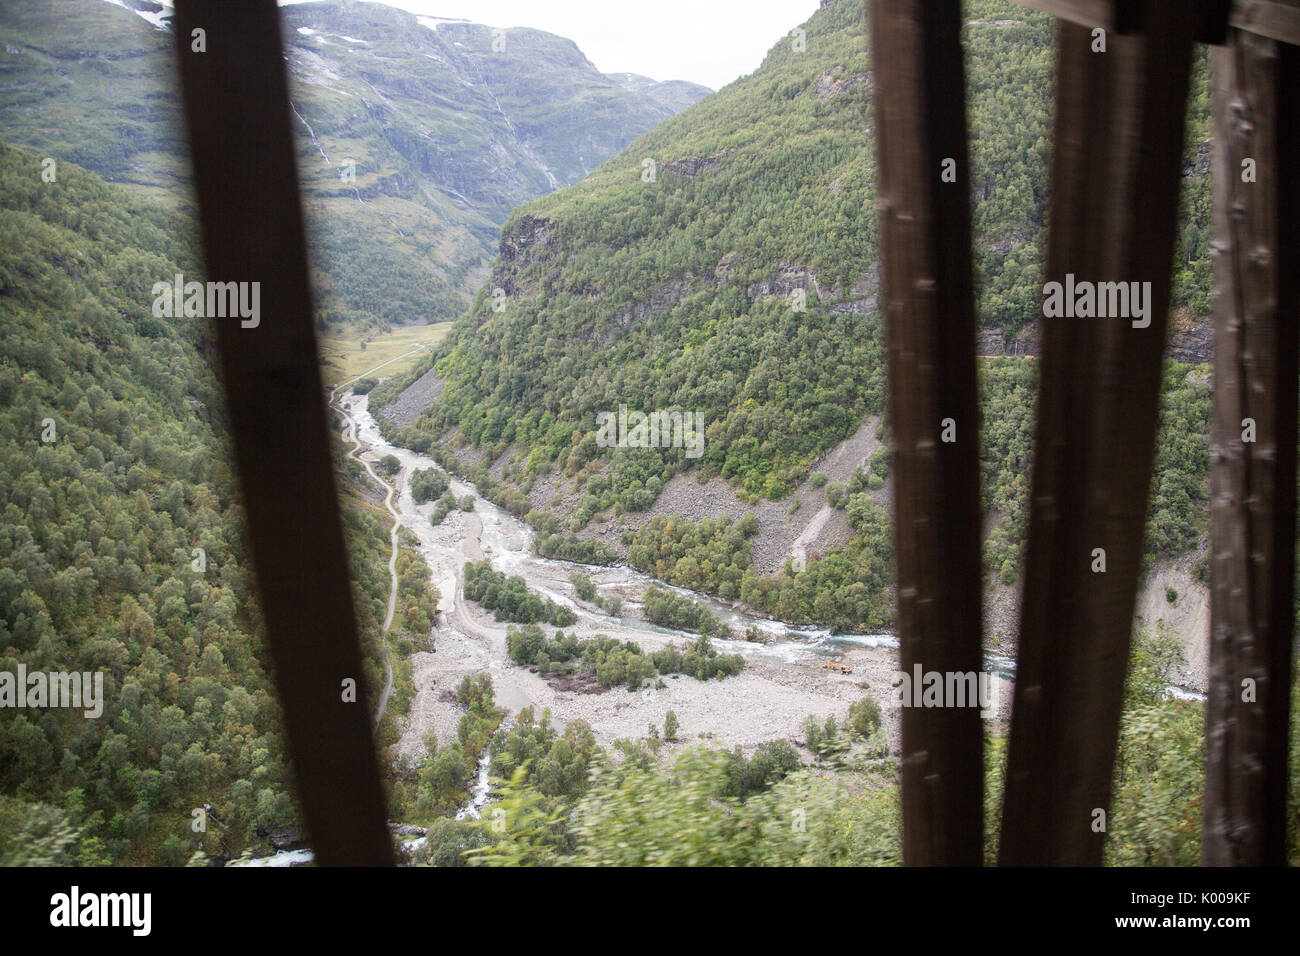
[720,740,801,799]
[490,707,598,801]
[1124,622,1186,708]
[1106,702,1204,866]
[409,467,449,504]
[506,624,741,688]
[642,586,723,636]
[377,454,401,477]
[473,746,902,866]
[462,560,577,626]
[429,491,457,526]
[848,697,882,738]
[568,571,597,602]
[0,143,398,862]
[408,817,489,867]
[534,532,619,565]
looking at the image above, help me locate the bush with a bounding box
[869,446,891,480]
[848,698,882,738]
[377,454,401,477]
[409,818,490,867]
[430,491,457,526]
[664,710,679,742]
[410,467,450,503]
[569,572,597,602]
[464,561,577,626]
[825,482,847,508]
[642,586,722,636]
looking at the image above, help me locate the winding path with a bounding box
[330,371,408,730]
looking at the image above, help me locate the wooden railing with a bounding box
[871,0,1297,865]
[169,0,1296,864]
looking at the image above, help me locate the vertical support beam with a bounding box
[869,0,984,865]
[999,4,1196,865]
[1203,26,1298,867]
[172,1,393,865]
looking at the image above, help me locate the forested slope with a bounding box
[0,143,422,864]
[375,0,1215,630]
[0,0,709,332]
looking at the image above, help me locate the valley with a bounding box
[0,0,1283,870]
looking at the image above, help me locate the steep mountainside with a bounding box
[0,0,710,329]
[373,0,1215,631]
[0,142,437,863]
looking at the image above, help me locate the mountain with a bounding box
[371,0,1214,631]
[0,0,711,329]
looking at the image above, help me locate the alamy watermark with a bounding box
[1041,273,1152,328]
[896,664,999,719]
[0,666,104,718]
[595,405,705,458]
[50,886,150,936]
[151,273,260,328]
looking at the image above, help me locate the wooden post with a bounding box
[172,0,393,865]
[999,2,1197,865]
[1202,23,1298,867]
[869,0,985,865]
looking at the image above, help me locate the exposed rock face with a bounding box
[381,367,446,427]
[493,215,559,296]
[977,327,1040,357]
[1166,311,1213,364]
[976,320,1212,364]
[814,66,872,101]
[746,261,823,301]
[659,154,723,179]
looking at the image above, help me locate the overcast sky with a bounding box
[279,0,821,90]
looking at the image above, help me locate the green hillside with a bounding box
[0,0,710,332]
[376,0,1214,629]
[0,142,437,864]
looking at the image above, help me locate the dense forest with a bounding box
[0,143,436,864]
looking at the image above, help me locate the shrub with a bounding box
[410,467,450,503]
[848,698,882,738]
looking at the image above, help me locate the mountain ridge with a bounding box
[0,0,711,329]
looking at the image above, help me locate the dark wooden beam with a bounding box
[1230,0,1300,46]
[1202,25,1298,867]
[1011,1,1231,43]
[869,0,984,866]
[172,0,393,866]
[999,2,1197,865]
[1012,0,1143,33]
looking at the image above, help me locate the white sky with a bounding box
[278,0,821,90]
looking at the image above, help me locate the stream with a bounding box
[233,387,1205,866]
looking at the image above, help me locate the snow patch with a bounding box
[97,0,171,31]
[417,16,473,31]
